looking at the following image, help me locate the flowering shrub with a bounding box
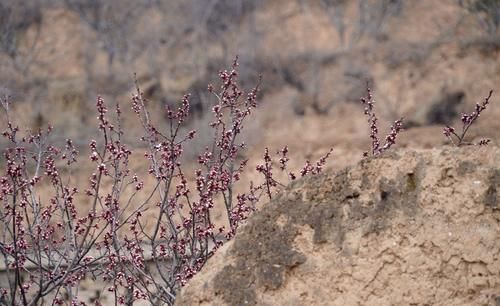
[360,86,404,157]
[443,90,493,146]
[0,58,332,305]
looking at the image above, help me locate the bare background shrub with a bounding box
[460,0,500,35]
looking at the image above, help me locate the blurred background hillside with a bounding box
[0,0,499,169]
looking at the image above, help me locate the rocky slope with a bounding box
[2,0,500,157]
[176,146,500,305]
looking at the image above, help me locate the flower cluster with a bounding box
[360,86,404,156]
[443,90,493,146]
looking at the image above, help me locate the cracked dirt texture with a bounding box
[176,147,500,306]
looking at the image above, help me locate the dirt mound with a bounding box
[176,147,500,305]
